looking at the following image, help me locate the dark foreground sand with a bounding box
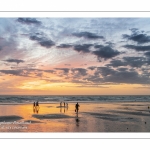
[0,101,150,132]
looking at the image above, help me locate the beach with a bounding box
[0,101,150,132]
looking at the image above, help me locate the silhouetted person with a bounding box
[66,103,68,110]
[64,102,65,107]
[60,102,62,107]
[33,102,36,107]
[36,101,39,107]
[75,102,80,113]
[66,103,68,107]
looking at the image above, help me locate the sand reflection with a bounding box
[0,102,150,132]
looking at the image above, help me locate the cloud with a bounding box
[104,70,150,84]
[117,68,128,72]
[54,68,70,74]
[94,45,104,49]
[88,66,97,70]
[0,70,24,76]
[84,66,150,84]
[0,37,17,53]
[108,57,148,68]
[123,57,147,67]
[145,51,150,56]
[73,44,92,53]
[17,18,41,25]
[73,32,104,39]
[72,68,87,76]
[57,44,72,48]
[107,60,127,67]
[30,35,55,48]
[3,59,25,64]
[123,45,150,51]
[122,29,150,44]
[92,46,120,59]
[64,64,71,66]
[96,67,116,76]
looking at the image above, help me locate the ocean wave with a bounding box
[0,95,150,104]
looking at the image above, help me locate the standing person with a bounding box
[64,102,65,107]
[36,101,39,107]
[66,103,68,107]
[60,102,62,107]
[33,102,36,107]
[75,102,80,113]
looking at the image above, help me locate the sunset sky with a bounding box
[1,18,150,95]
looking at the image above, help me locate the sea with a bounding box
[0,95,150,104]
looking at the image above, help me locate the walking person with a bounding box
[75,102,80,113]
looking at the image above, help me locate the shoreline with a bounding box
[0,100,150,105]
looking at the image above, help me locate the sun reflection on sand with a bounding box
[0,102,150,132]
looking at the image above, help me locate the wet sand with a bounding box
[0,101,150,132]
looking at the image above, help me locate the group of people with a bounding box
[33,101,39,108]
[59,102,80,113]
[60,101,68,107]
[32,101,79,114]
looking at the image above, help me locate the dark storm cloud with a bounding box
[57,44,72,48]
[17,18,41,25]
[3,59,25,64]
[122,29,150,44]
[92,46,120,59]
[73,32,104,39]
[30,35,55,48]
[123,44,150,51]
[73,44,93,53]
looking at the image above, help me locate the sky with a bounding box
[0,18,150,95]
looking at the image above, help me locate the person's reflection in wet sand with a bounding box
[75,112,80,127]
[60,107,62,113]
[33,107,36,113]
[33,105,40,114]
[36,106,39,114]
[64,107,65,113]
[60,106,66,113]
